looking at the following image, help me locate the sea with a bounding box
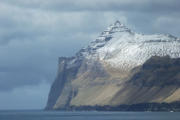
[0,110,180,120]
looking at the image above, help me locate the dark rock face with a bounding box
[45,57,108,110]
[45,57,82,110]
[130,56,180,87]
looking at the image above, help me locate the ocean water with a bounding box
[0,110,180,120]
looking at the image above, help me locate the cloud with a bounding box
[0,82,50,109]
[1,0,180,13]
[0,1,129,91]
[153,16,180,35]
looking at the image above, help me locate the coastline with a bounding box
[47,102,180,112]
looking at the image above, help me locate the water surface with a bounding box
[0,110,180,120]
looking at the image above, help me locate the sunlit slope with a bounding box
[46,21,180,110]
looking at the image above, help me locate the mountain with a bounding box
[45,21,180,111]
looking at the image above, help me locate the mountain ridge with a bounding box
[76,20,180,70]
[45,21,180,111]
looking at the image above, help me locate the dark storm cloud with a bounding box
[0,2,109,91]
[1,0,180,13]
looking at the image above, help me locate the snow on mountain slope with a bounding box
[77,21,180,70]
[46,21,180,110]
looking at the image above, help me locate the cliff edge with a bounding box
[45,21,180,111]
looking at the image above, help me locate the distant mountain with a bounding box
[45,21,180,111]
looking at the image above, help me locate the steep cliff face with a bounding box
[46,57,82,109]
[45,57,109,110]
[45,21,180,110]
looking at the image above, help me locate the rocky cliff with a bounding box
[45,21,180,110]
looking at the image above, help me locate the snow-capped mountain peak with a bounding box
[47,21,180,111]
[106,20,129,32]
[100,21,131,38]
[77,21,180,70]
[77,21,132,57]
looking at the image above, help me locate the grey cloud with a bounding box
[0,82,50,109]
[1,0,180,13]
[0,3,119,91]
[153,16,180,36]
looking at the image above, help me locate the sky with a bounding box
[0,0,180,110]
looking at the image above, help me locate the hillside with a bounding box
[45,21,180,111]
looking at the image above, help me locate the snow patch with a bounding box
[76,21,180,70]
